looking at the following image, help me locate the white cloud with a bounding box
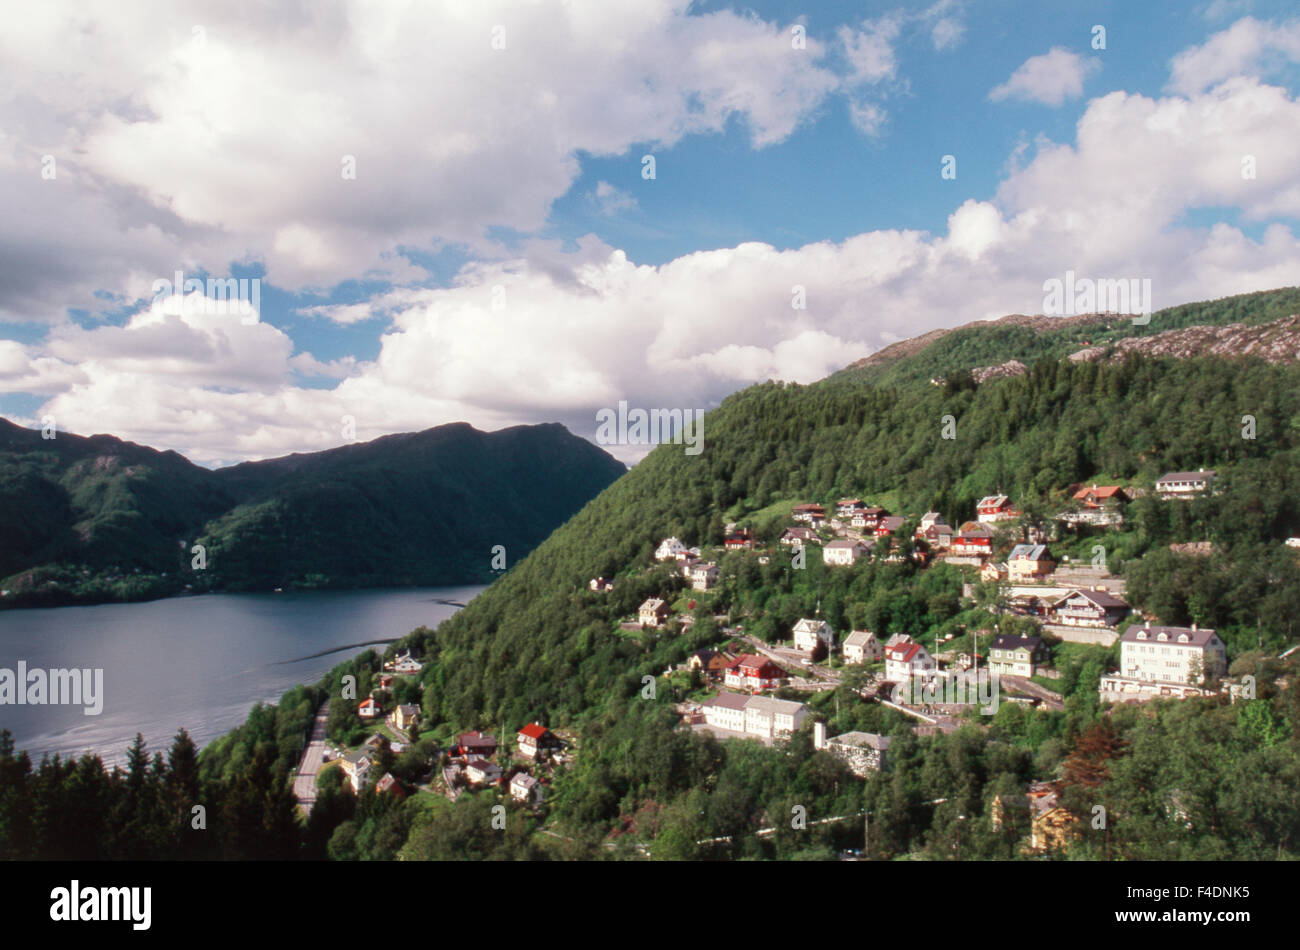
[990,47,1101,107]
[591,181,638,216]
[1168,16,1300,94]
[0,0,842,320]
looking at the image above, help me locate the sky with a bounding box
[1,0,1299,466]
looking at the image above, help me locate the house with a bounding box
[874,515,906,538]
[1073,484,1129,508]
[340,749,373,793]
[1049,588,1128,627]
[678,556,700,579]
[981,561,1008,583]
[851,506,886,530]
[1100,622,1227,700]
[386,650,422,674]
[638,597,670,628]
[950,521,994,556]
[655,536,688,561]
[915,513,953,548]
[701,692,810,740]
[510,771,543,804]
[792,617,835,654]
[688,649,734,680]
[375,772,405,798]
[377,673,395,690]
[744,695,809,739]
[358,697,382,719]
[691,561,720,591]
[835,498,869,518]
[791,503,827,526]
[457,731,497,758]
[976,495,1019,523]
[779,526,818,547]
[1155,469,1216,497]
[465,757,503,786]
[1006,544,1054,581]
[842,630,883,664]
[988,634,1044,677]
[390,704,420,732]
[588,577,614,592]
[823,538,871,566]
[815,724,890,777]
[884,634,935,683]
[723,654,788,692]
[700,690,749,732]
[517,722,556,759]
[724,529,755,550]
[992,781,1078,853]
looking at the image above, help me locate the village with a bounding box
[307,466,1273,857]
[577,467,1276,854]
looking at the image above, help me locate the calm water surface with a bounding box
[0,586,485,766]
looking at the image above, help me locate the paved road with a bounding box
[1000,675,1065,709]
[293,702,330,812]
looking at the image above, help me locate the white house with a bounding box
[691,561,719,591]
[466,757,503,786]
[1155,470,1216,497]
[655,537,688,561]
[842,630,883,664]
[884,634,935,682]
[510,772,543,804]
[701,691,748,732]
[792,618,835,654]
[823,538,872,566]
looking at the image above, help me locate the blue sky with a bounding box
[1,0,1298,464]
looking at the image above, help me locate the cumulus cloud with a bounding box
[990,47,1101,106]
[1168,17,1300,94]
[0,0,841,320]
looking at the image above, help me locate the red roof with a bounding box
[359,698,379,709]
[887,642,922,663]
[519,723,549,740]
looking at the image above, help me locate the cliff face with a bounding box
[1071,314,1300,365]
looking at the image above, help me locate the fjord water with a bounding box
[0,585,485,767]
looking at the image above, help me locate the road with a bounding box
[293,701,330,813]
[999,675,1065,710]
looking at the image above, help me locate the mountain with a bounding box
[831,286,1300,388]
[357,285,1300,858]
[0,420,625,606]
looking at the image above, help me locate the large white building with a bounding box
[700,692,809,739]
[1100,622,1227,701]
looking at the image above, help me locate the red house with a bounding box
[1072,484,1129,508]
[951,521,994,555]
[517,722,556,759]
[723,654,788,692]
[724,529,755,550]
[875,515,906,537]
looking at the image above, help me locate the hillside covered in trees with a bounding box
[6,288,1300,861]
[0,420,625,606]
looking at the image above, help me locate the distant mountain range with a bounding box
[0,420,625,606]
